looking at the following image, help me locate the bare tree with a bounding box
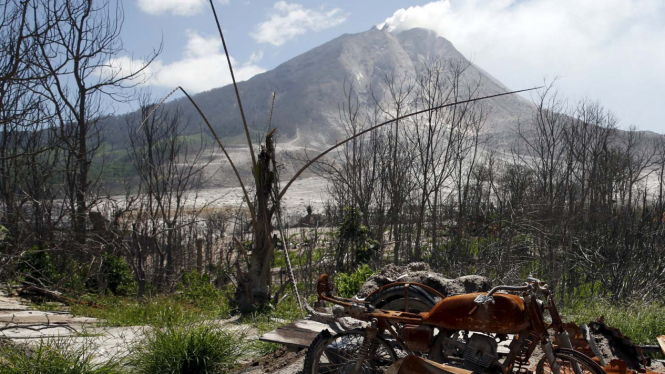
[32,0,159,246]
[372,72,414,265]
[126,94,211,291]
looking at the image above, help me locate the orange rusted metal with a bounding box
[402,324,434,352]
[602,359,661,374]
[367,309,424,324]
[386,355,474,374]
[423,293,529,334]
[605,359,629,374]
[316,274,331,298]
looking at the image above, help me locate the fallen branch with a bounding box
[0,323,77,335]
[19,282,102,309]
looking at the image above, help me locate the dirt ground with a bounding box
[233,347,306,374]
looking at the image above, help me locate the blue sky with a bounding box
[122,0,426,71]
[115,0,665,133]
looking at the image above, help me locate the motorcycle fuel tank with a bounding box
[423,293,529,334]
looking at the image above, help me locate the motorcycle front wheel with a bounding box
[303,328,398,374]
[536,348,606,374]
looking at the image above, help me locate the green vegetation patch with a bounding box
[334,264,376,298]
[0,339,124,374]
[565,299,665,345]
[72,271,231,327]
[272,247,324,268]
[128,322,244,374]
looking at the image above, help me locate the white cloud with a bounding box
[248,50,263,64]
[381,0,665,131]
[252,1,347,46]
[137,0,229,16]
[102,30,265,93]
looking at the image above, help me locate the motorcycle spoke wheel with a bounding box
[304,329,397,374]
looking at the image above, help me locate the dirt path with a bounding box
[235,347,305,374]
[0,291,146,363]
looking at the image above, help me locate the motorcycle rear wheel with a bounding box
[303,329,398,374]
[365,284,437,313]
[535,348,606,374]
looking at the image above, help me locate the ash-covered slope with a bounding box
[106,27,535,147]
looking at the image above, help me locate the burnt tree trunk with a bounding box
[234,131,278,312]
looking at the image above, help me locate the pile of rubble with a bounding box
[566,320,665,374]
[357,262,491,298]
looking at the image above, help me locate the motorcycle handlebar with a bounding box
[480,279,549,301]
[475,284,531,306]
[486,285,530,297]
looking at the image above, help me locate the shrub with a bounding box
[334,264,375,298]
[176,270,220,304]
[129,322,244,374]
[338,207,379,265]
[102,254,136,296]
[0,338,124,374]
[19,245,91,292]
[18,245,60,285]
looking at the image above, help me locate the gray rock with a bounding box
[357,264,491,299]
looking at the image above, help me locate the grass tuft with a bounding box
[0,339,123,374]
[128,322,244,374]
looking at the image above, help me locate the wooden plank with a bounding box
[258,319,346,348]
[657,335,665,355]
[281,320,343,334]
[0,302,28,311]
[260,327,320,348]
[0,314,97,324]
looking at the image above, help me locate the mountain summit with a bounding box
[113,27,535,147]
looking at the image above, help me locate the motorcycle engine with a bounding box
[463,334,498,373]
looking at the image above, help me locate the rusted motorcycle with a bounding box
[305,274,606,374]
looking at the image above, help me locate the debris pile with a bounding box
[357,262,491,298]
[564,320,665,374]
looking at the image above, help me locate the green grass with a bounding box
[0,339,124,374]
[564,299,665,345]
[70,293,231,328]
[69,272,233,328]
[272,248,324,268]
[128,322,244,374]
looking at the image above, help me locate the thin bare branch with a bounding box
[208,0,257,169]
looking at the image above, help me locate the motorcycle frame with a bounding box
[316,274,568,374]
